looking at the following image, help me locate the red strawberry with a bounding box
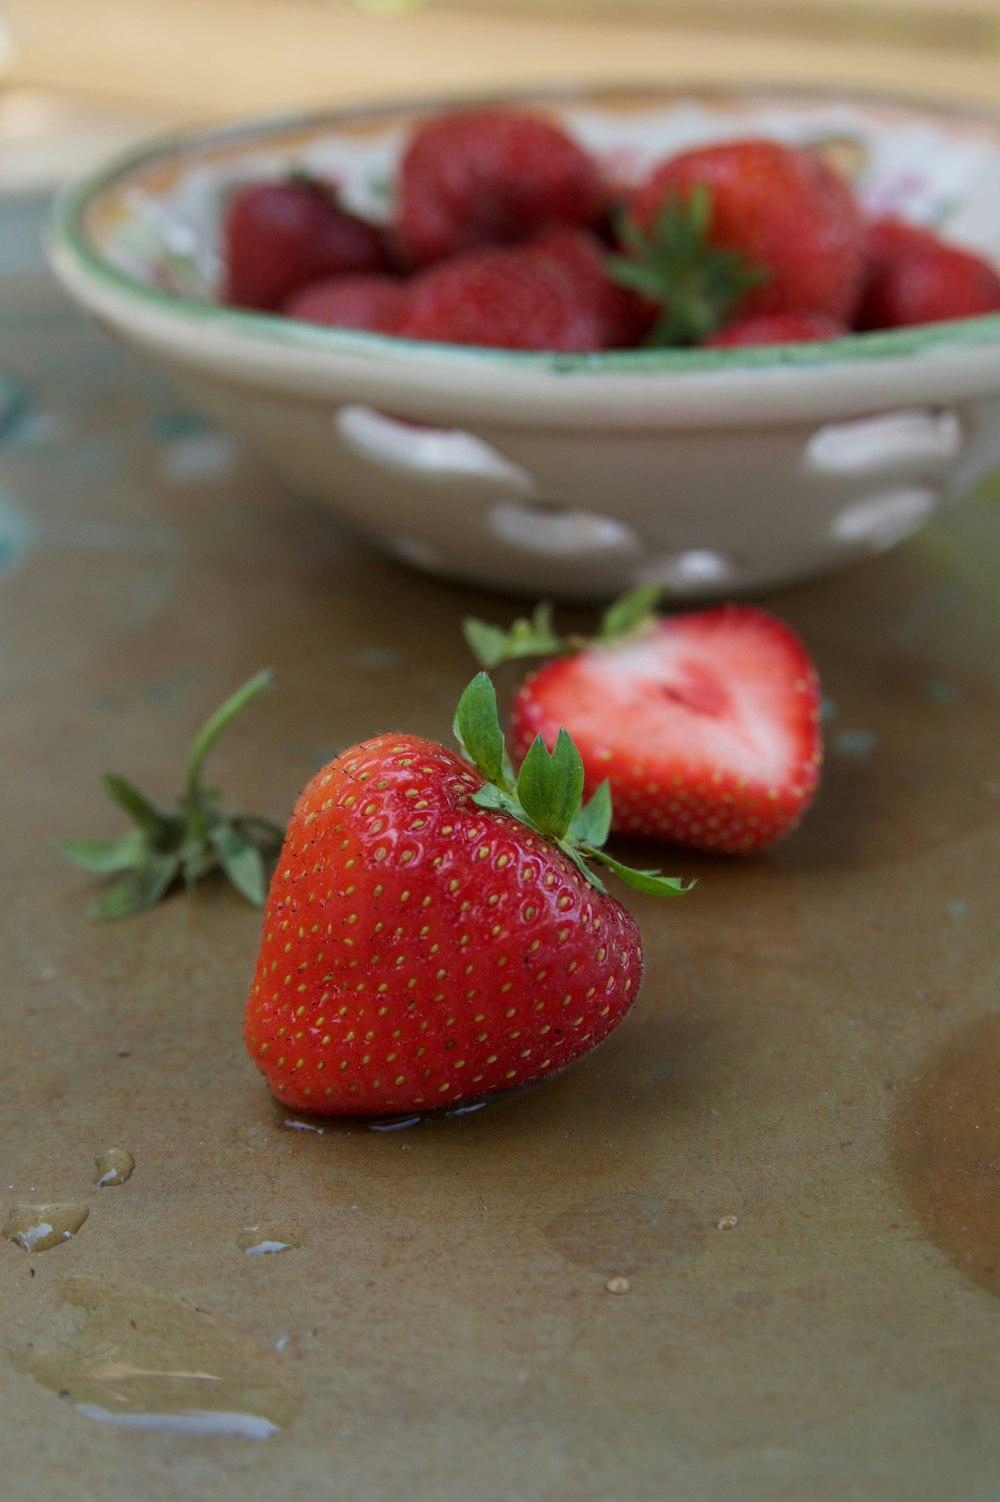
[622,139,866,340]
[243,675,684,1117]
[398,243,605,352]
[857,216,1000,329]
[466,592,822,855]
[706,310,848,347]
[223,178,393,312]
[528,226,655,348]
[283,273,408,332]
[396,106,605,267]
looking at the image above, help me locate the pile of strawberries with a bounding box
[222,104,1000,352]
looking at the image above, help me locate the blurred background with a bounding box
[3,0,1000,188]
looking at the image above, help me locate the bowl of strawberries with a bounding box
[50,84,1000,600]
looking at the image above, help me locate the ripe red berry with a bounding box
[283,273,408,333]
[628,139,866,328]
[396,107,605,267]
[223,178,393,312]
[398,243,605,352]
[243,676,685,1117]
[857,216,1000,329]
[528,226,656,349]
[466,593,822,856]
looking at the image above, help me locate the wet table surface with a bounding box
[2,191,999,1501]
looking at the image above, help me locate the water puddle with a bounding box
[893,1012,1000,1298]
[13,1277,301,1437]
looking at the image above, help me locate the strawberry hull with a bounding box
[244,734,643,1116]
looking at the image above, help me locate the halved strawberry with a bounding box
[466,592,822,854]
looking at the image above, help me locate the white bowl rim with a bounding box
[49,80,1000,378]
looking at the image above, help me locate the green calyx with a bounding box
[463,583,662,671]
[606,185,768,348]
[60,670,284,918]
[452,673,688,900]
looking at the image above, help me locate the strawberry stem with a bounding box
[62,670,283,917]
[185,669,274,802]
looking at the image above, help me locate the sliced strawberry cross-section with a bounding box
[468,595,822,855]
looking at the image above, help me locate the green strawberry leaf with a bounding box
[210,821,269,906]
[597,584,661,643]
[568,780,612,849]
[462,584,663,679]
[462,602,565,669]
[90,853,182,919]
[607,187,768,348]
[584,846,693,897]
[66,670,282,918]
[59,831,148,873]
[453,671,511,788]
[450,672,690,905]
[515,730,585,842]
[101,774,173,841]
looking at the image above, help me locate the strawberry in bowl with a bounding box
[50,86,1000,602]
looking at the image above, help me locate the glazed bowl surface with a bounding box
[50,85,1000,600]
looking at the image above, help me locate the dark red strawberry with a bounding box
[857,216,1000,329]
[619,139,866,342]
[243,675,685,1117]
[398,243,605,352]
[223,178,393,312]
[706,310,848,347]
[528,226,655,348]
[465,591,822,855]
[283,273,408,332]
[396,106,605,267]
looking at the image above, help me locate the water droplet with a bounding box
[3,1203,89,1253]
[368,1115,421,1133]
[605,1275,631,1295]
[13,1276,301,1436]
[94,1149,135,1187]
[716,1215,740,1231]
[283,1118,324,1135]
[236,1224,307,1257]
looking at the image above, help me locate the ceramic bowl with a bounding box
[49,85,1000,601]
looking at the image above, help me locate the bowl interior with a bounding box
[77,86,1000,314]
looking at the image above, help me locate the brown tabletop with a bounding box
[2,189,999,1501]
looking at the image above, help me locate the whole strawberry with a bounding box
[466,590,822,855]
[223,177,393,312]
[244,675,684,1116]
[528,226,655,349]
[618,139,866,343]
[283,273,408,332]
[396,106,605,267]
[398,242,605,351]
[857,216,1000,329]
